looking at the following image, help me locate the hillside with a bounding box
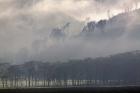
[1,50,140,88]
[82,9,140,39]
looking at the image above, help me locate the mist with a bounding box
[0,0,140,64]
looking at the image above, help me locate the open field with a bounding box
[0,86,140,93]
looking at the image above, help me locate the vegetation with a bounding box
[1,50,140,88]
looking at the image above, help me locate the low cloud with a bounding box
[0,0,140,21]
[0,0,140,64]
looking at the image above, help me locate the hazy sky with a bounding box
[0,0,140,21]
[0,0,140,64]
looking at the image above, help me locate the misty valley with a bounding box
[1,0,140,93]
[1,50,140,88]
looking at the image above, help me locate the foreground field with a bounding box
[0,86,140,93]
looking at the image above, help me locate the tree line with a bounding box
[1,51,140,88]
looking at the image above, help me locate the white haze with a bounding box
[0,0,140,64]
